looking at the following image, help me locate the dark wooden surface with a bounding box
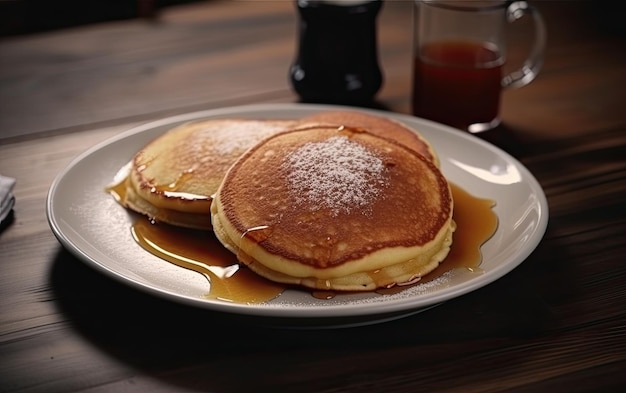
[1,1,625,392]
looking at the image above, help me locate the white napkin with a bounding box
[0,175,16,225]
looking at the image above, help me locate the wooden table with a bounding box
[1,1,625,392]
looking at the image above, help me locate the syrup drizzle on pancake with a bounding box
[238,225,272,265]
[149,176,210,200]
[148,168,209,200]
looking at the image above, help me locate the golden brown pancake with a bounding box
[211,125,455,291]
[300,110,440,166]
[114,118,297,230]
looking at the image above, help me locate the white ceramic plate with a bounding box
[47,103,548,327]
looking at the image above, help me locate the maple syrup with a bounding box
[412,40,503,130]
[118,182,497,303]
[131,219,285,303]
[424,183,497,281]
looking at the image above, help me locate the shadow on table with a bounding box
[48,236,559,391]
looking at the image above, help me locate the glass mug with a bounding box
[412,0,546,133]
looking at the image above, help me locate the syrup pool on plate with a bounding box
[131,219,285,303]
[109,182,498,303]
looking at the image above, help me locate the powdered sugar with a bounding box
[207,121,287,156]
[283,135,388,216]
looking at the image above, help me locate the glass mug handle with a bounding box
[502,1,547,88]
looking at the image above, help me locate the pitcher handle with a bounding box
[502,1,547,88]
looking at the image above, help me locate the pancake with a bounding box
[300,110,440,166]
[114,118,297,230]
[211,125,455,291]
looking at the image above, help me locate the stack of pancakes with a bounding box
[111,110,455,292]
[113,118,297,230]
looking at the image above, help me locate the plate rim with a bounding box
[46,102,549,321]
